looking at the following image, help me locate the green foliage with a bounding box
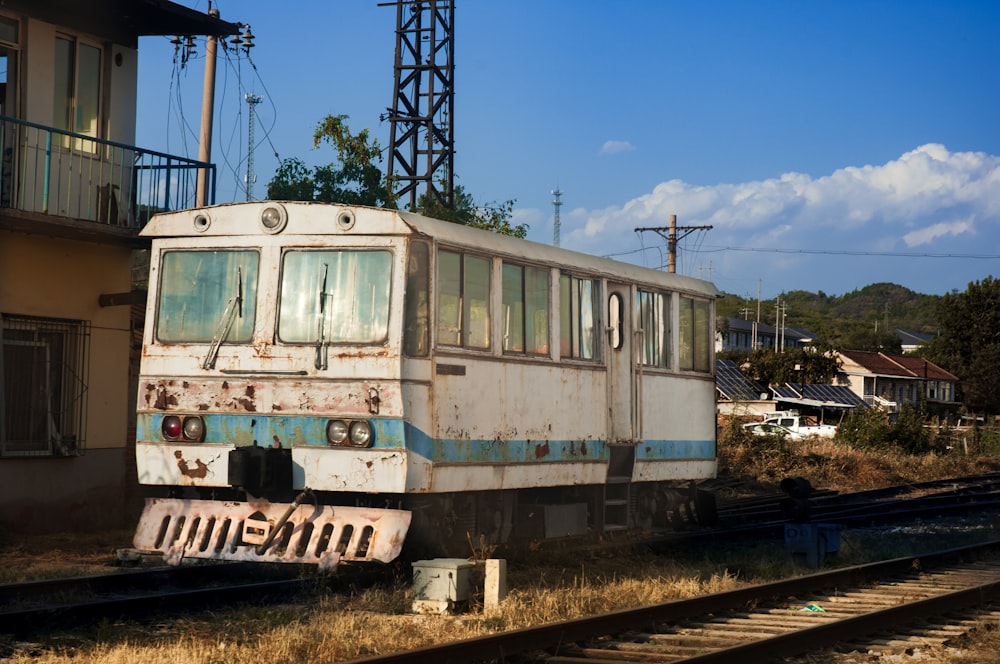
[415,185,528,238]
[836,405,932,454]
[718,283,940,352]
[266,114,394,208]
[738,345,840,386]
[921,276,1000,416]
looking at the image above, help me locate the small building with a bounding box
[896,329,933,354]
[837,350,958,413]
[0,1,238,532]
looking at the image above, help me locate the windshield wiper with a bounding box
[202,266,243,370]
[315,263,329,370]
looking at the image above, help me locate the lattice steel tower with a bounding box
[383,0,455,210]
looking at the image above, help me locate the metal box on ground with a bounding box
[411,558,474,614]
[784,523,842,568]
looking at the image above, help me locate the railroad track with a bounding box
[0,562,376,637]
[342,540,1000,663]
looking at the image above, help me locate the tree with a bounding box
[266,114,394,208]
[921,276,1000,416]
[739,344,840,387]
[415,185,527,238]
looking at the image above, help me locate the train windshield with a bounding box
[156,250,259,343]
[278,249,392,344]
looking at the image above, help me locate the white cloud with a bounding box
[902,217,975,247]
[599,140,636,155]
[557,144,1000,296]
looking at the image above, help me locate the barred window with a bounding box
[1,313,90,457]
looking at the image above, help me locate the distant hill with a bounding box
[718,283,940,352]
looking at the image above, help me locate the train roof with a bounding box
[143,201,720,298]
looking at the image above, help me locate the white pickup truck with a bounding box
[759,414,838,439]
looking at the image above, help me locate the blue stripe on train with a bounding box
[136,413,714,462]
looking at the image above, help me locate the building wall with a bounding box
[0,230,140,531]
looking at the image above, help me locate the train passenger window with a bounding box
[156,250,259,343]
[437,250,490,349]
[277,250,392,344]
[559,274,598,360]
[679,296,712,372]
[403,241,430,356]
[501,263,549,355]
[637,290,670,367]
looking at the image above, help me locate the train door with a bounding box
[606,281,638,442]
[604,282,637,530]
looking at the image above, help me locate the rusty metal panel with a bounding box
[131,497,411,569]
[295,447,408,493]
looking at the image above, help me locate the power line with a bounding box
[693,245,1000,259]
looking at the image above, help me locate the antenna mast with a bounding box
[245,92,262,201]
[551,187,563,246]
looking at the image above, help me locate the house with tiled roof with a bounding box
[837,350,958,412]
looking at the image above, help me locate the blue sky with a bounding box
[136,1,1000,300]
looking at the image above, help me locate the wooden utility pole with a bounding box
[635,215,713,273]
[196,7,219,207]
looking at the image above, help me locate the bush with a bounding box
[836,405,932,454]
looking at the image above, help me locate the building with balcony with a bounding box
[0,1,237,532]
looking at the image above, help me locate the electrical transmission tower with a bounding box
[245,92,262,201]
[382,0,455,210]
[551,187,563,246]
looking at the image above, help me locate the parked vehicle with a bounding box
[759,413,837,438]
[742,422,806,440]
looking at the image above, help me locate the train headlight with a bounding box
[162,415,183,440]
[259,203,288,234]
[349,420,373,447]
[182,416,205,441]
[326,420,349,445]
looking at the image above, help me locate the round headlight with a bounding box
[162,415,183,440]
[349,420,373,447]
[182,416,205,441]
[326,420,349,445]
[259,204,288,233]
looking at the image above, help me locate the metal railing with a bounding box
[0,114,215,229]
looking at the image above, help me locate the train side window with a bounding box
[501,262,549,355]
[403,241,430,357]
[560,274,598,360]
[679,296,712,372]
[637,290,670,367]
[437,249,491,350]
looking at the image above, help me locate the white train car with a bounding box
[130,202,719,569]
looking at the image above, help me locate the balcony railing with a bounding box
[0,115,216,230]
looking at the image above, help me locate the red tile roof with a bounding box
[839,350,957,381]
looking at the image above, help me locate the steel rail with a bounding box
[340,540,1000,664]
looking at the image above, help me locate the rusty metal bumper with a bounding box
[131,497,411,571]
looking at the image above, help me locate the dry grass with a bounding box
[718,432,1000,495]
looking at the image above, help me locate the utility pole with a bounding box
[196,5,219,208]
[635,214,713,274]
[245,93,262,201]
[551,187,563,246]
